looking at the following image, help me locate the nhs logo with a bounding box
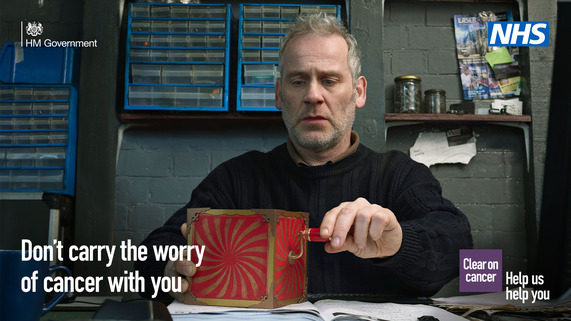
[488,21,549,46]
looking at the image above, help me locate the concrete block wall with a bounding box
[383,0,536,296]
[386,124,528,295]
[526,0,557,226]
[0,0,555,298]
[112,0,548,298]
[383,1,518,112]
[113,125,288,278]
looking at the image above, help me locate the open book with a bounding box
[168,299,467,321]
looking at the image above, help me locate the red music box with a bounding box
[184,208,309,308]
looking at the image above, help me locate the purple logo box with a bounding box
[459,249,502,292]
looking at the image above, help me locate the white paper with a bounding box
[171,312,323,320]
[492,98,522,115]
[168,300,321,316]
[410,131,477,167]
[314,299,467,321]
[433,289,571,308]
[168,299,467,321]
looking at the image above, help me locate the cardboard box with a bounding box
[185,208,308,308]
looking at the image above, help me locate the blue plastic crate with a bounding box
[0,84,78,195]
[237,4,341,112]
[124,3,232,112]
[0,42,79,85]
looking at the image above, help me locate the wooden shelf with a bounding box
[384,113,531,123]
[118,111,284,128]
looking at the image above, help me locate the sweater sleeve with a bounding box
[372,151,474,296]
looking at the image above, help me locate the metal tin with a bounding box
[424,89,446,113]
[394,75,422,113]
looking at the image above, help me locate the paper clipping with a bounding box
[410,128,477,167]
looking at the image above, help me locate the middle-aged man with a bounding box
[135,13,473,302]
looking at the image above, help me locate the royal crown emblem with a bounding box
[26,22,43,37]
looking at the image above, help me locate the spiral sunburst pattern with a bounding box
[191,214,269,300]
[274,216,306,300]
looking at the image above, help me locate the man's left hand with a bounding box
[320,197,403,258]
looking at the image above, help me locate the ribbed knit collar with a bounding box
[286,131,360,167]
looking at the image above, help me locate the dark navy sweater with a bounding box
[135,143,473,299]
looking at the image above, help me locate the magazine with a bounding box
[454,11,520,100]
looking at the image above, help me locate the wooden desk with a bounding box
[40,310,94,321]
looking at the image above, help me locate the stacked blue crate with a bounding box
[0,43,78,195]
[125,3,231,111]
[237,4,340,112]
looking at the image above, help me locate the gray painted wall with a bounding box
[382,0,536,295]
[0,0,557,298]
[113,0,556,298]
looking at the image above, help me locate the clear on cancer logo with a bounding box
[26,22,43,37]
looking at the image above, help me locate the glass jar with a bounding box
[394,75,422,113]
[424,89,446,113]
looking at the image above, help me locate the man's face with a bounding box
[276,33,366,152]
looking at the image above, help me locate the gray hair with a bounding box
[278,13,362,85]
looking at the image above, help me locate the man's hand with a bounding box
[320,197,403,259]
[164,223,197,302]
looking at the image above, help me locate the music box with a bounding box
[184,208,309,308]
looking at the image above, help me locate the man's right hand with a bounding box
[164,223,197,302]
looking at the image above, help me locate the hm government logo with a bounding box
[25,21,43,37]
[20,20,98,48]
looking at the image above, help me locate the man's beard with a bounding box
[280,92,356,152]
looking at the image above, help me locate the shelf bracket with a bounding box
[385,120,531,172]
[494,122,530,173]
